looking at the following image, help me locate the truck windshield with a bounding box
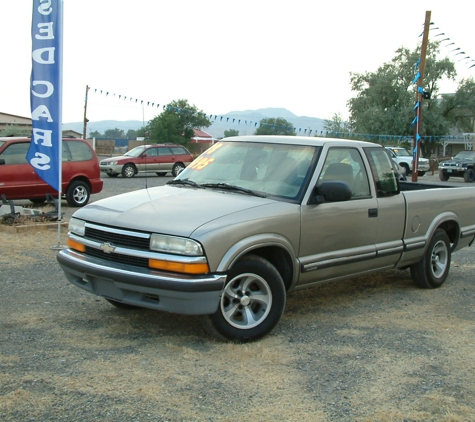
[390,148,410,156]
[175,141,319,201]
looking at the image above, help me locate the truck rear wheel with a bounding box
[201,254,286,342]
[410,229,451,289]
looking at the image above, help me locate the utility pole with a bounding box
[412,11,431,182]
[82,84,89,140]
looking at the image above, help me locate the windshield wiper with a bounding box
[200,183,266,198]
[166,178,204,188]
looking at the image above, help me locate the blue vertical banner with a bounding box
[28,0,63,192]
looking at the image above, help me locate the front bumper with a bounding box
[57,249,226,315]
[100,164,122,174]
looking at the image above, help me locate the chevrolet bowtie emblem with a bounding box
[100,242,116,254]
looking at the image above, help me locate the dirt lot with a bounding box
[1,222,475,422]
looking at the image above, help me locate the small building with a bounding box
[189,129,219,155]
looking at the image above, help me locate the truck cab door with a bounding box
[299,146,379,285]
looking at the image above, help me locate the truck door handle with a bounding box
[368,208,378,218]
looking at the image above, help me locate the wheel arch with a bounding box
[216,235,297,291]
[64,175,91,193]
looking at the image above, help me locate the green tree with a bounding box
[136,127,147,138]
[0,124,31,137]
[347,42,457,154]
[254,117,295,136]
[440,78,475,133]
[104,128,126,139]
[224,129,239,137]
[323,113,352,137]
[89,130,103,138]
[126,129,137,140]
[146,99,211,146]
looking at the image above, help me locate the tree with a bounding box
[347,42,457,154]
[440,78,475,133]
[104,128,126,139]
[323,113,352,137]
[224,129,239,137]
[89,130,103,138]
[254,117,296,136]
[145,99,211,146]
[126,129,137,140]
[0,124,31,137]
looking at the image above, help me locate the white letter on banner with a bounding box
[38,0,52,15]
[30,153,51,171]
[36,22,54,40]
[32,47,55,64]
[32,128,53,147]
[31,105,53,123]
[32,81,54,98]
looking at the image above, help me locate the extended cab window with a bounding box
[364,147,399,197]
[0,143,29,165]
[318,147,371,198]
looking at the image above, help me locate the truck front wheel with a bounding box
[439,170,449,181]
[464,168,475,182]
[410,229,451,289]
[201,254,286,342]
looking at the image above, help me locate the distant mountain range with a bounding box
[62,107,326,139]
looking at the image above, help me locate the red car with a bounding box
[0,137,103,207]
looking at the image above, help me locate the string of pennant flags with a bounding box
[89,87,474,143]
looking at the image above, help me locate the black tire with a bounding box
[106,173,119,178]
[29,198,46,204]
[464,168,475,183]
[201,254,286,342]
[122,164,136,178]
[105,298,141,310]
[401,163,411,175]
[66,180,90,207]
[410,229,451,289]
[156,172,167,177]
[418,171,426,177]
[172,162,185,177]
[439,170,449,182]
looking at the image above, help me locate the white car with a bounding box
[385,147,430,176]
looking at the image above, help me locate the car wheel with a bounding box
[29,198,46,204]
[439,170,449,181]
[410,229,451,289]
[122,164,136,178]
[105,298,141,309]
[156,172,167,177]
[172,162,185,177]
[464,168,475,182]
[106,173,119,178]
[201,254,286,342]
[401,163,411,175]
[418,171,426,177]
[66,180,91,207]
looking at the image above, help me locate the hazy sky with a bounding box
[3,0,474,124]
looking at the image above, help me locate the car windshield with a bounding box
[124,146,147,157]
[454,151,475,160]
[390,148,410,156]
[174,141,319,202]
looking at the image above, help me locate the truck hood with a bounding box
[72,185,278,237]
[440,158,467,165]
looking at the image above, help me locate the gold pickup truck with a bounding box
[57,136,475,342]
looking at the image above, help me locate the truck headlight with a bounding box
[69,218,85,236]
[150,234,203,256]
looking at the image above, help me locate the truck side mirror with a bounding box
[309,181,352,204]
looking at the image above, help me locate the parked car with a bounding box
[385,146,430,176]
[99,143,194,178]
[58,136,475,342]
[438,150,475,182]
[0,137,103,207]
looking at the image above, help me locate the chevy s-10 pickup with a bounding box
[57,136,475,341]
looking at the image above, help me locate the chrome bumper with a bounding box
[57,249,226,315]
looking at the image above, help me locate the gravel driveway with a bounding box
[1,172,475,421]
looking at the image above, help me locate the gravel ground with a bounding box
[1,172,475,421]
